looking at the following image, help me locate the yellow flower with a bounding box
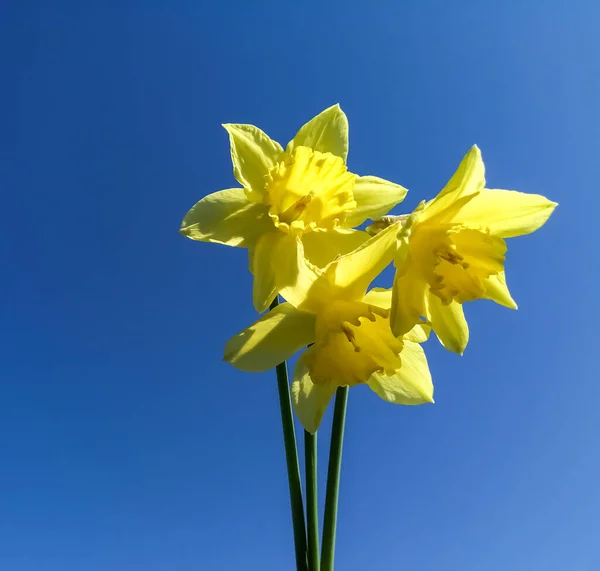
[383,146,557,355]
[223,224,433,433]
[180,105,408,312]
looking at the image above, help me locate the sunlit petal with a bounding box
[286,104,349,161]
[301,228,369,268]
[223,124,283,202]
[482,271,518,309]
[251,231,286,312]
[274,235,333,313]
[180,188,271,247]
[328,222,399,301]
[362,287,392,310]
[343,175,408,228]
[456,189,558,238]
[424,146,485,222]
[390,266,428,338]
[367,341,434,405]
[426,293,469,355]
[224,303,316,372]
[291,348,337,434]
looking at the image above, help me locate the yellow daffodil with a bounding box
[180,105,408,312]
[223,224,433,433]
[377,146,557,355]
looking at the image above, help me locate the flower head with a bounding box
[379,146,557,354]
[180,105,408,312]
[223,225,433,433]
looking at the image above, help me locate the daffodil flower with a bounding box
[223,224,433,433]
[379,146,557,355]
[180,105,408,312]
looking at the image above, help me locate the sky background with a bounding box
[1,1,598,570]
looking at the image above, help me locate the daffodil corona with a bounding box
[223,225,434,433]
[371,146,557,355]
[180,105,408,312]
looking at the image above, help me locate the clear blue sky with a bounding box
[1,2,598,570]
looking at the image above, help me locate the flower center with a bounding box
[308,300,404,386]
[265,146,356,234]
[426,227,507,304]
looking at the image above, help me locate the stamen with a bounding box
[439,249,464,265]
[342,323,361,352]
[279,192,314,221]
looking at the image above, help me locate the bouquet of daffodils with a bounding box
[180,105,556,571]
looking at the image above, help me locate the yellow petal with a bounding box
[456,189,558,238]
[286,104,349,161]
[224,303,316,372]
[274,235,334,313]
[180,188,272,247]
[343,175,408,228]
[291,348,338,434]
[432,229,507,304]
[301,228,369,268]
[310,300,403,386]
[362,287,392,309]
[367,340,434,405]
[424,146,485,222]
[223,124,283,202]
[426,293,469,355]
[251,231,286,313]
[404,322,432,344]
[483,271,518,309]
[328,222,399,301]
[390,265,428,337]
[361,289,432,342]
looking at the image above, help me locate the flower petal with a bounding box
[362,287,392,309]
[424,146,485,222]
[328,222,399,301]
[426,293,469,355]
[180,188,272,247]
[224,303,316,372]
[483,271,518,309]
[301,228,370,268]
[367,340,434,405]
[286,104,349,161]
[223,124,283,202]
[343,175,408,228]
[456,189,558,238]
[274,236,335,313]
[404,322,432,344]
[390,265,429,338]
[291,348,337,434]
[251,231,286,313]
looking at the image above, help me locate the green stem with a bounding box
[271,296,308,571]
[320,386,349,571]
[305,430,320,571]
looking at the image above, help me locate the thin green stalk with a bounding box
[320,386,349,571]
[305,430,320,571]
[271,296,308,571]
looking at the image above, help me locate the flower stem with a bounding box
[320,386,349,571]
[271,296,308,571]
[305,430,320,571]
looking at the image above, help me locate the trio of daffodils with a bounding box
[181,105,556,433]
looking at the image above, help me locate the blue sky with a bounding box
[1,1,598,570]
